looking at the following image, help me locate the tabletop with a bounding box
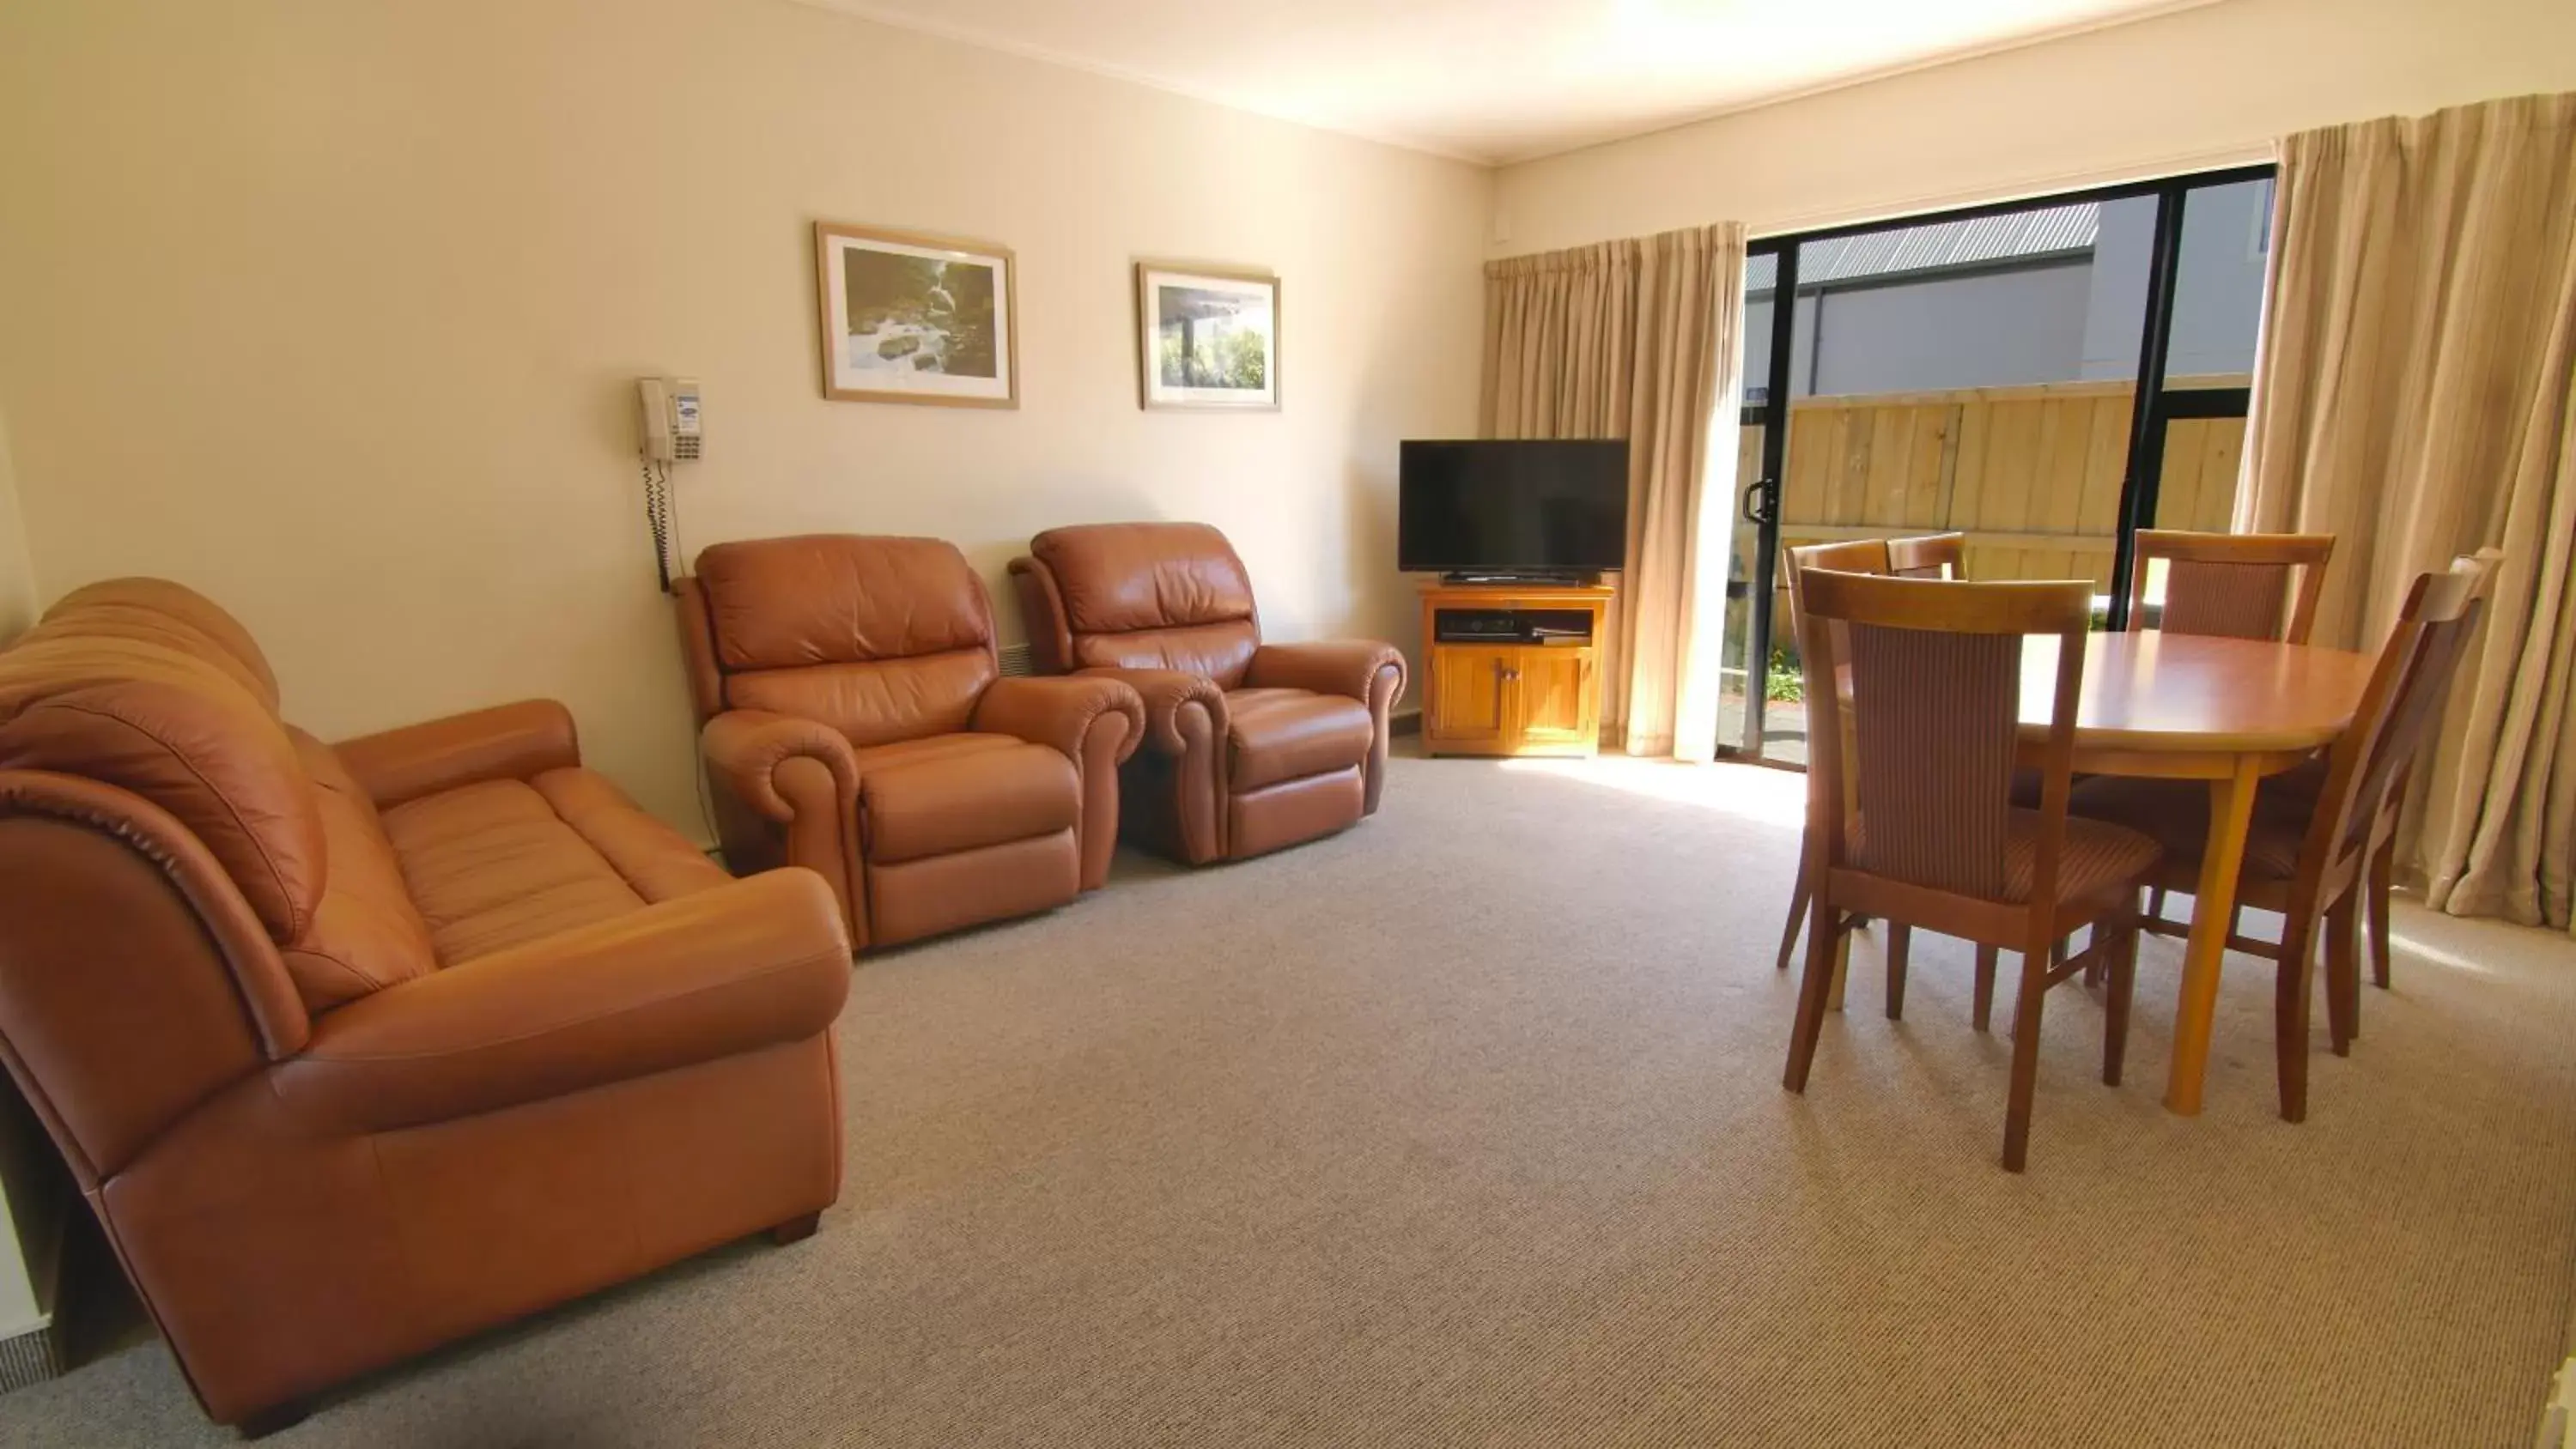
[2014,631,2376,755]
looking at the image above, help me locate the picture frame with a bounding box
[814,221,1018,408]
[1135,264,1280,411]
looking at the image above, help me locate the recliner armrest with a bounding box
[701,709,858,822]
[973,676,1145,767]
[1246,641,1407,706]
[331,700,581,809]
[1072,668,1227,755]
[273,869,851,1135]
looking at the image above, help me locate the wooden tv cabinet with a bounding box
[1416,580,1614,758]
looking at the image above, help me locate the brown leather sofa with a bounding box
[0,579,852,1433]
[1008,523,1406,864]
[674,534,1145,948]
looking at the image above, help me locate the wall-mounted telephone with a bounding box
[637,377,701,591]
[639,376,702,464]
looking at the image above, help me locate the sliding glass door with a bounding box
[1715,166,2276,765]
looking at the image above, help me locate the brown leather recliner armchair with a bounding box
[0,579,851,1434]
[1008,522,1406,864]
[674,534,1145,949]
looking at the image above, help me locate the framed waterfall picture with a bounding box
[1136,264,1279,411]
[814,221,1018,408]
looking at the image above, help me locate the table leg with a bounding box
[2165,755,2260,1116]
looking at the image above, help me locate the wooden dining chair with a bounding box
[2127,529,2336,644]
[2267,546,2502,997]
[1781,570,2162,1172]
[1886,531,1967,579]
[2124,528,2337,929]
[2069,557,2490,1121]
[1771,538,1893,975]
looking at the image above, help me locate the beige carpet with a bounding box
[7,753,2576,1447]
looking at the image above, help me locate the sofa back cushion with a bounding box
[1031,523,1261,688]
[0,627,325,945]
[25,578,283,713]
[694,535,999,746]
[0,581,444,1016]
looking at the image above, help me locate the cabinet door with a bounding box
[1427,646,1513,749]
[1512,648,1598,752]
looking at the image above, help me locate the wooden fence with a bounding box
[1739,374,2248,611]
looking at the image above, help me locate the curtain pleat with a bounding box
[1480,224,1747,761]
[2241,92,2576,932]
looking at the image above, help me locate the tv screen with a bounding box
[1398,440,1629,574]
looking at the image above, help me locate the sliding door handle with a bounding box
[1742,478,1779,525]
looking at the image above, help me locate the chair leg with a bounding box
[2001,952,2049,1173]
[1783,895,1840,1093]
[1774,865,1811,973]
[1885,923,1911,1020]
[2368,835,2395,990]
[1972,946,1997,1033]
[2275,915,2318,1124]
[2103,927,2138,1087]
[2146,884,2166,923]
[2325,890,2361,1058]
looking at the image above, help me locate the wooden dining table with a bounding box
[2009,630,2377,1116]
[1823,628,2375,1114]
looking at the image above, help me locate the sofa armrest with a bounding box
[701,709,857,823]
[1072,668,1227,756]
[973,676,1145,767]
[331,700,581,809]
[273,869,850,1134]
[1246,640,1407,705]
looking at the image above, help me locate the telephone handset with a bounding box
[636,378,701,591]
[638,376,702,464]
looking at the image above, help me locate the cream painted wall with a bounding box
[1493,0,2576,252]
[0,0,1490,831]
[0,415,33,642]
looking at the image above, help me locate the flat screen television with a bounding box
[1398,440,1629,579]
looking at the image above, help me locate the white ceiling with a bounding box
[803,0,2218,165]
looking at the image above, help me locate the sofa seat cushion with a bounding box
[381,768,727,967]
[854,732,1078,865]
[1225,688,1371,793]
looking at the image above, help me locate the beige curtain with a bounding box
[2241,93,2576,931]
[1481,223,1747,761]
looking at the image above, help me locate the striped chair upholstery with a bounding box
[2129,530,2335,644]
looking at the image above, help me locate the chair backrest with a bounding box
[1886,531,1967,580]
[1015,523,1262,688]
[1796,571,2092,931]
[2296,555,2492,896]
[680,535,1000,746]
[1782,538,1890,650]
[2128,530,2335,644]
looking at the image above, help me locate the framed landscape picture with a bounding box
[815,221,1017,407]
[1136,264,1279,410]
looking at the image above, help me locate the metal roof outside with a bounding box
[1745,201,2099,294]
